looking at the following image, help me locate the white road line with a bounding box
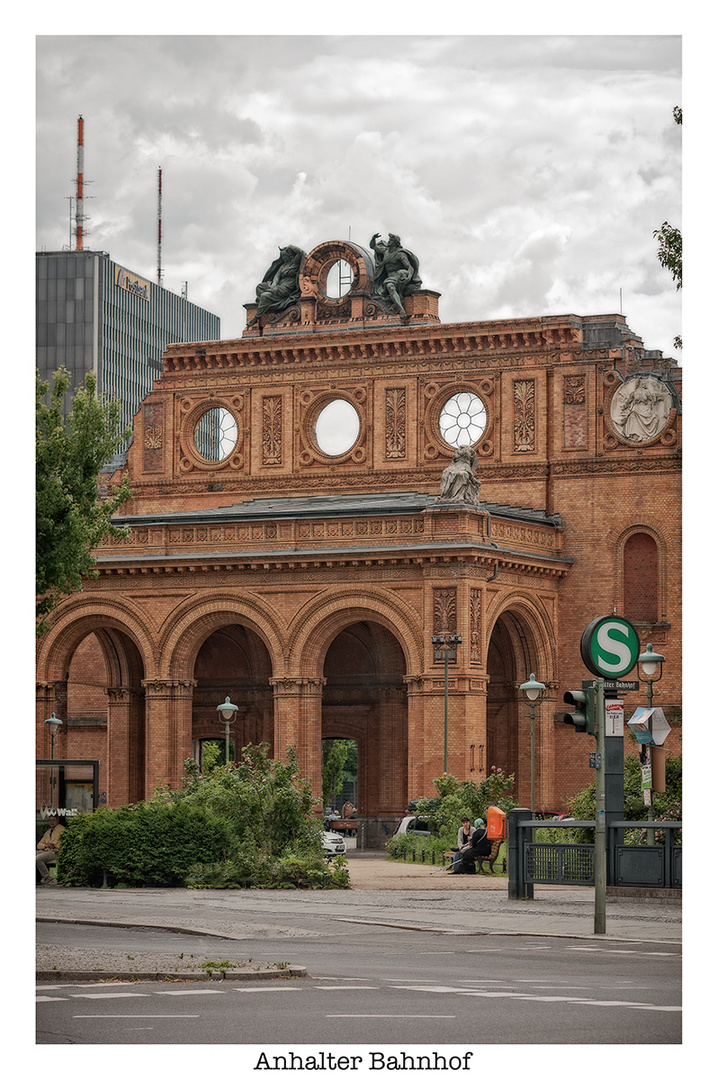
[72,1014,200,1019]
[396,985,680,1012]
[232,986,302,992]
[326,1014,456,1019]
[154,989,226,995]
[36,996,66,1001]
[314,985,379,991]
[70,992,150,999]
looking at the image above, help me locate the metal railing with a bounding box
[508,809,682,897]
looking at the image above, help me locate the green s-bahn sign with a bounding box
[580,616,640,680]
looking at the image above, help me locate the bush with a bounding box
[561,754,682,845]
[412,768,516,844]
[57,801,233,887]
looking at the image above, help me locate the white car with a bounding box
[321,830,346,857]
[393,815,433,838]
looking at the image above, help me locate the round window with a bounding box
[325,259,354,299]
[314,399,360,456]
[194,407,238,462]
[439,392,487,448]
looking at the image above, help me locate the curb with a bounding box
[37,965,307,983]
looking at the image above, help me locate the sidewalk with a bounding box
[36,851,681,981]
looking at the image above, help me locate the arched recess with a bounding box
[287,590,420,825]
[36,603,153,808]
[158,595,287,766]
[485,595,557,810]
[616,524,667,626]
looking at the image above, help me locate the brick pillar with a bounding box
[106,687,145,808]
[404,675,426,799]
[36,681,66,809]
[376,687,407,814]
[270,676,326,803]
[141,678,196,796]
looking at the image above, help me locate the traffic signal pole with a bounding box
[594,677,606,935]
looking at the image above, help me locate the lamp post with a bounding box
[216,696,238,766]
[431,633,462,773]
[637,644,665,844]
[519,673,546,815]
[44,712,63,808]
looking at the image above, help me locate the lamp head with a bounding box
[520,673,546,701]
[638,644,665,679]
[216,696,238,722]
[44,712,63,736]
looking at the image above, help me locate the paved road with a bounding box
[36,926,681,1046]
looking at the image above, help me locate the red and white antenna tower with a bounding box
[157,165,163,286]
[75,115,85,250]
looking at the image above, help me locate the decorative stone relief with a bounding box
[470,589,482,664]
[385,387,406,458]
[262,395,283,465]
[513,379,535,452]
[609,375,674,444]
[563,375,587,449]
[143,401,164,472]
[433,588,457,635]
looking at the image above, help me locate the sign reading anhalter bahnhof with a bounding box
[580,616,640,680]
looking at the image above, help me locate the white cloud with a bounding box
[36,34,681,355]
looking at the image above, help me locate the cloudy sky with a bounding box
[35,33,682,357]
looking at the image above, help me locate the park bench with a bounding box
[443,837,502,874]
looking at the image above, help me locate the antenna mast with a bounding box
[75,116,85,250]
[157,166,163,286]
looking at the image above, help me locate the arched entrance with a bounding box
[486,604,556,811]
[321,621,407,825]
[190,624,274,765]
[37,619,148,809]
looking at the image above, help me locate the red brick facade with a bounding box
[36,239,681,834]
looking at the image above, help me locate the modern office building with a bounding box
[36,250,221,436]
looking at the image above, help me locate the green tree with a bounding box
[36,367,132,634]
[321,738,350,808]
[653,105,682,349]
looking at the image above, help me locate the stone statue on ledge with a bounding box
[248,245,306,326]
[437,446,481,506]
[370,233,422,317]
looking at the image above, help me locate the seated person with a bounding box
[451,816,475,868]
[450,818,491,874]
[36,814,65,885]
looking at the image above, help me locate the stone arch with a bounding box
[285,587,422,830]
[158,592,288,680]
[286,586,422,678]
[485,591,558,810]
[35,598,155,807]
[157,592,289,767]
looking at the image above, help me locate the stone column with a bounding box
[270,676,326,802]
[141,678,196,796]
[105,686,145,807]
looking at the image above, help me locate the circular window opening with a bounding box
[314,399,360,456]
[325,259,354,299]
[194,407,238,462]
[439,392,487,448]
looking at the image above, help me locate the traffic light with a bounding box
[563,685,596,734]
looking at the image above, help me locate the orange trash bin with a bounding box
[486,805,506,840]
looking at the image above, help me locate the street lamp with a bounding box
[431,633,462,773]
[216,696,238,765]
[637,644,666,843]
[519,673,545,815]
[44,712,63,808]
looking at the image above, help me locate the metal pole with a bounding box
[529,704,535,812]
[224,722,230,766]
[594,677,606,935]
[444,647,449,773]
[645,677,655,845]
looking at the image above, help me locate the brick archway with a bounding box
[485,595,558,811]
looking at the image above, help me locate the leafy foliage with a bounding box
[321,738,350,808]
[386,768,515,860]
[36,367,132,634]
[59,744,350,889]
[57,801,234,887]
[558,754,682,845]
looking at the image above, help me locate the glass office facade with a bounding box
[36,251,221,437]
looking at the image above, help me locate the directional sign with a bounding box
[580,616,640,680]
[627,706,671,746]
